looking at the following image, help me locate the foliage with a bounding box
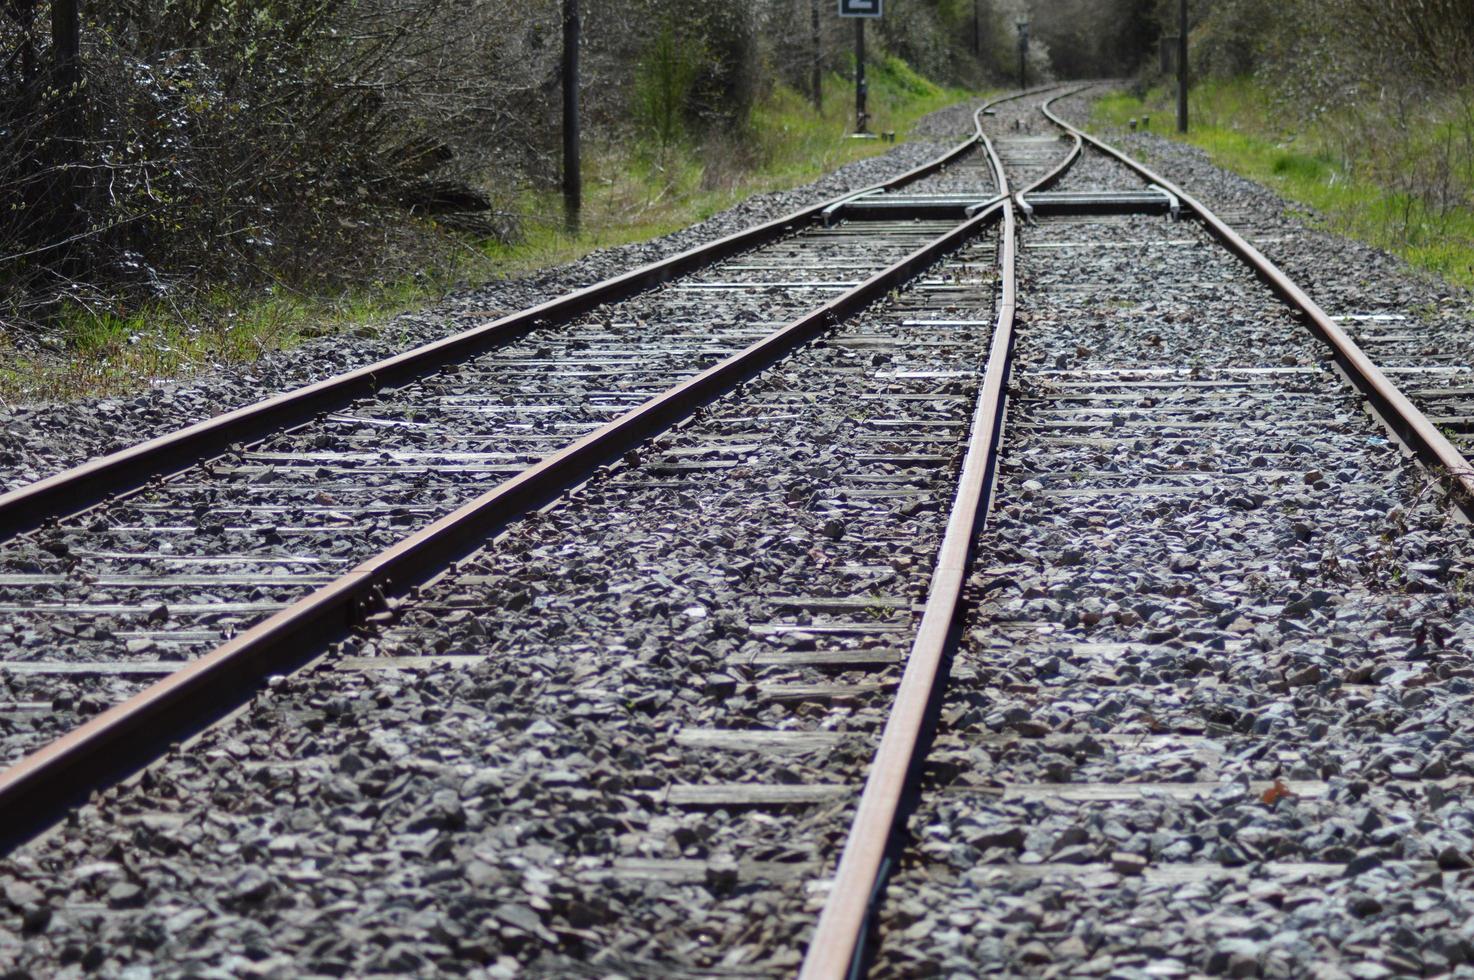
[766,0,1012,99]
[0,0,998,356]
[3,29,982,402]
[0,0,557,322]
[1131,0,1474,290]
[1189,0,1284,78]
[634,22,707,148]
[1025,0,1159,78]
[1095,84,1474,289]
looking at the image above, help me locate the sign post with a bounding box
[1176,0,1189,132]
[838,0,881,135]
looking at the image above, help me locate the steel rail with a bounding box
[802,85,1474,978]
[797,83,1088,979]
[0,195,1015,854]
[0,118,1000,543]
[799,97,1047,980]
[1039,93,1474,511]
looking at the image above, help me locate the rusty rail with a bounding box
[799,102,1028,980]
[798,88,1095,980]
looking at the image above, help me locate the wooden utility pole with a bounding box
[1177,0,1188,132]
[562,0,581,234]
[51,0,79,93]
[810,0,822,112]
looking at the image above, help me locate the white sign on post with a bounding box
[838,0,881,17]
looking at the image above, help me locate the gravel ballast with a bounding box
[866,98,1474,978]
[0,223,1005,977]
[4,86,1474,979]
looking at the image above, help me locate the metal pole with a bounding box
[811,0,822,112]
[1177,0,1188,133]
[1016,21,1027,90]
[855,18,867,134]
[562,0,581,234]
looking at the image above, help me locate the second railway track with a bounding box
[805,89,1474,978]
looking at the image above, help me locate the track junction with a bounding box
[2,86,1473,978]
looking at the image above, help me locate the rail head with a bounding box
[799,87,1073,980]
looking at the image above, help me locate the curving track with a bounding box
[806,88,1474,978]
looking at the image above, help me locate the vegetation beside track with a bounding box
[3,0,1170,405]
[0,62,977,404]
[491,59,977,278]
[1092,82,1474,291]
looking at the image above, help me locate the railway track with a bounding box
[0,219,955,761]
[803,90,1474,977]
[2,84,1471,977]
[0,88,1060,848]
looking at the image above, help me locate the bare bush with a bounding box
[0,0,1000,331]
[1338,0,1474,89]
[1190,0,1474,265]
[0,0,567,321]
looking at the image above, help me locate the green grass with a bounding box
[10,64,984,404]
[0,266,483,403]
[1092,80,1474,289]
[492,61,979,275]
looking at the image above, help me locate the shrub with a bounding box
[634,22,706,148]
[0,0,547,323]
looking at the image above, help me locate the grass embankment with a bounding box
[504,56,975,275]
[7,57,979,404]
[1092,80,1474,290]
